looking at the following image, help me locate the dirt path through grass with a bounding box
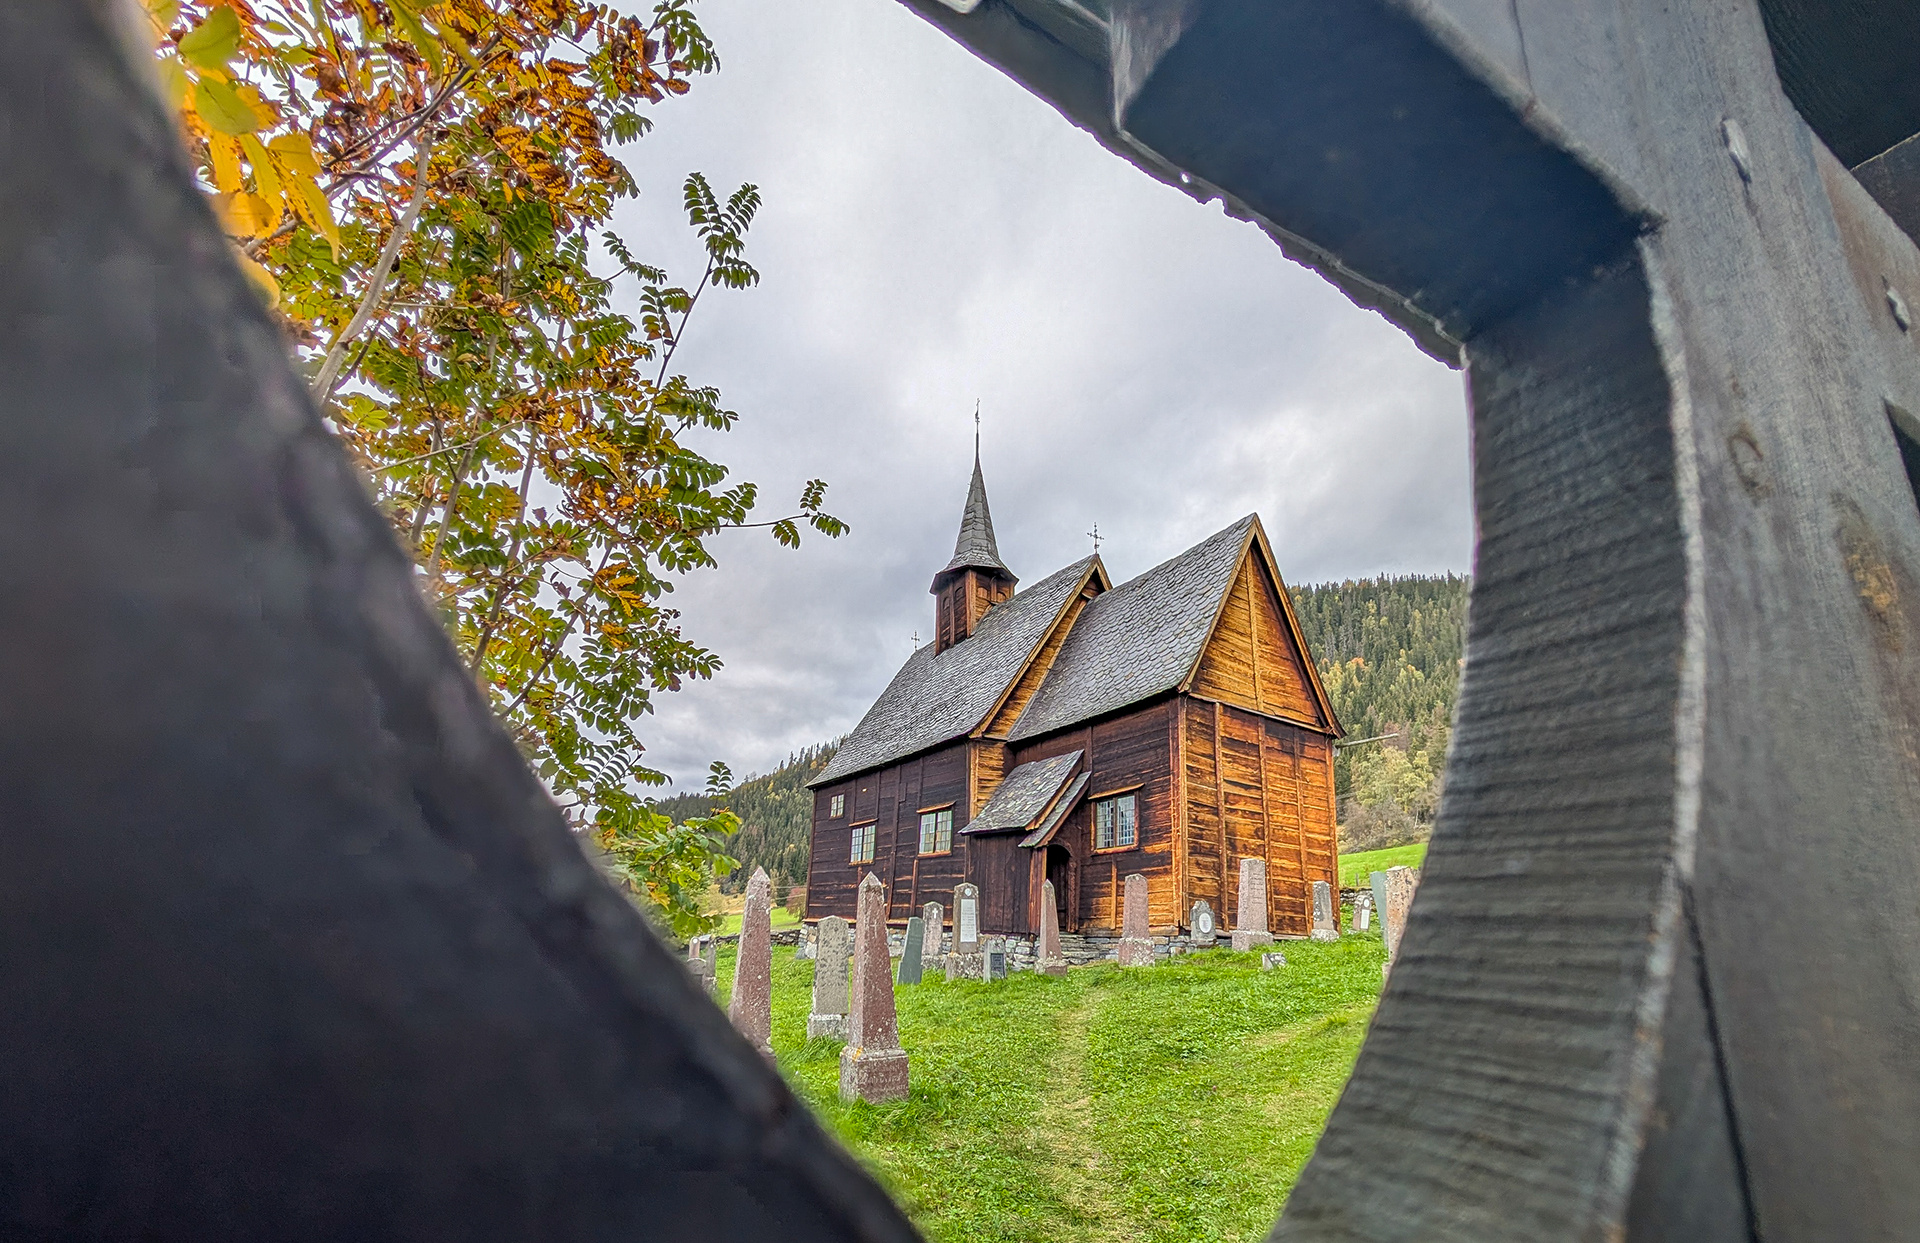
[1029,989,1142,1243]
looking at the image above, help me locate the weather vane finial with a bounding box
[973,400,980,462]
[1088,522,1102,554]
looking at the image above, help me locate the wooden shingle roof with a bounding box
[809,557,1098,787]
[963,750,1082,834]
[1005,516,1256,741]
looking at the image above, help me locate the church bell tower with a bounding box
[930,455,1017,652]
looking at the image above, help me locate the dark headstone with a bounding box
[897,916,925,985]
[1311,880,1339,942]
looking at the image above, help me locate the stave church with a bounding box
[805,457,1343,940]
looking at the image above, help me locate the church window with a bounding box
[1093,792,1138,851]
[829,793,845,818]
[919,806,954,854]
[850,821,876,864]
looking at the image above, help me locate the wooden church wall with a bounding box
[806,740,970,925]
[1182,701,1338,938]
[1189,553,1324,728]
[1010,699,1179,933]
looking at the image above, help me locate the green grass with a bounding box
[1337,842,1427,889]
[713,905,803,936]
[715,930,1387,1243]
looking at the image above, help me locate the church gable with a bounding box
[1186,531,1338,733]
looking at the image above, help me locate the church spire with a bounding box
[930,449,1017,652]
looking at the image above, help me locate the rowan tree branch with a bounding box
[310,134,435,404]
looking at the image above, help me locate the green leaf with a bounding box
[177,6,241,72]
[193,75,260,134]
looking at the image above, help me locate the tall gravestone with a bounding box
[922,901,944,961]
[840,874,910,1103]
[1311,880,1340,942]
[807,915,851,1040]
[1369,870,1391,935]
[1382,865,1419,972]
[944,883,984,981]
[728,866,774,1059]
[1188,898,1216,948]
[1115,873,1155,967]
[896,916,925,985]
[1354,891,1374,932]
[1037,879,1069,976]
[1231,857,1273,951]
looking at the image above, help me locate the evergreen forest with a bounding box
[669,575,1470,887]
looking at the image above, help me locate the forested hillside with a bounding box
[1288,574,1470,850]
[654,742,838,894]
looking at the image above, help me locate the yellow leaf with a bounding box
[235,82,277,129]
[268,132,321,178]
[388,2,442,79]
[192,76,258,134]
[211,191,275,237]
[144,0,181,33]
[208,133,243,191]
[238,133,282,221]
[177,6,240,72]
[292,174,340,260]
[234,250,281,307]
[430,18,482,73]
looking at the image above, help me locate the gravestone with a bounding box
[896,916,925,985]
[727,866,774,1059]
[1189,898,1216,947]
[1116,873,1155,967]
[807,915,851,1040]
[1262,952,1288,971]
[944,882,985,981]
[1311,880,1340,942]
[922,901,944,961]
[1354,891,1374,932]
[1037,879,1069,976]
[1382,866,1419,969]
[840,874,910,1103]
[685,934,717,995]
[1369,870,1391,936]
[984,937,1007,980]
[1231,857,1273,951]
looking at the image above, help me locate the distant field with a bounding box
[714,905,802,936]
[1337,842,1427,889]
[715,930,1385,1243]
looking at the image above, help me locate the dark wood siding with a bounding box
[804,740,972,926]
[1011,698,1177,934]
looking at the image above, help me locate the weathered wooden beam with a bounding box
[0,4,918,1240]
[897,0,1920,1238]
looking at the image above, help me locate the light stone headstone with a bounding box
[944,882,985,981]
[807,915,850,1040]
[727,867,774,1059]
[1311,880,1339,942]
[685,934,717,995]
[1355,890,1374,932]
[1116,872,1155,967]
[1261,951,1288,971]
[840,873,909,1103]
[922,901,944,960]
[1188,899,1216,947]
[1382,866,1419,975]
[1037,879,1069,976]
[897,915,925,985]
[1231,857,1273,951]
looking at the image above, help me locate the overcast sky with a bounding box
[607,0,1475,789]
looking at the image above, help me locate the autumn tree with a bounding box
[144,0,841,934]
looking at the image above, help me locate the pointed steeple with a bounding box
[939,453,1012,578]
[930,450,1018,652]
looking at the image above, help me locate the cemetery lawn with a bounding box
[715,933,1387,1243]
[1336,842,1427,888]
